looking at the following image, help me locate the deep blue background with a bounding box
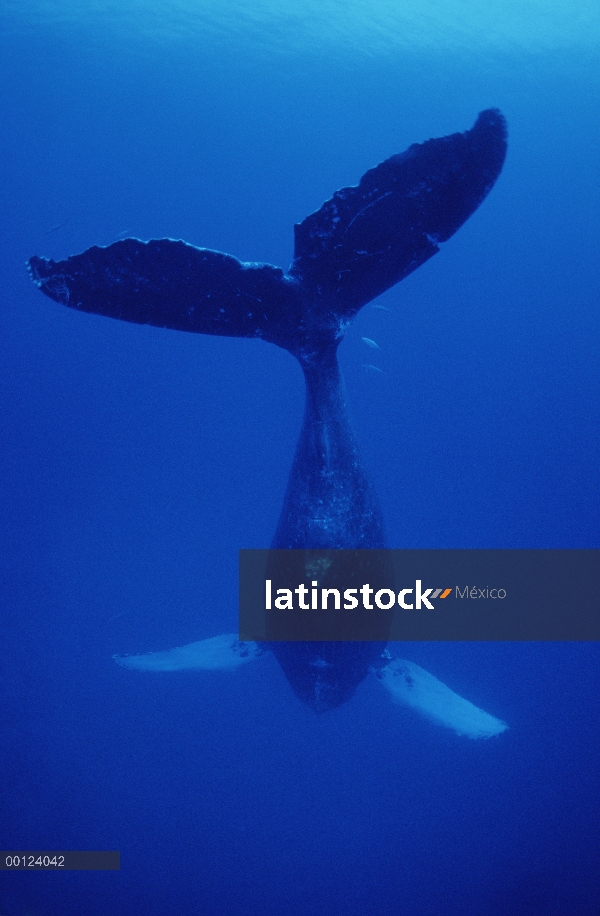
[1,6,599,915]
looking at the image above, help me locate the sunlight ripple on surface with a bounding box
[2,0,600,55]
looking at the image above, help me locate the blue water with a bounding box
[1,4,599,914]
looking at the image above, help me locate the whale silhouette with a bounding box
[28,109,508,736]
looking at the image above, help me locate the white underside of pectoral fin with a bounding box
[113,634,265,672]
[375,658,508,739]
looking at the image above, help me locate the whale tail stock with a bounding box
[28,109,507,363]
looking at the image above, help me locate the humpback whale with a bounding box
[28,110,508,736]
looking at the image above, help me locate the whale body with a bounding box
[28,110,508,736]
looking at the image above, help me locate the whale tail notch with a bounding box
[28,109,506,360]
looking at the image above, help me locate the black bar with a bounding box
[0,852,120,870]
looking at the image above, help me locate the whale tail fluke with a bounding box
[113,633,265,672]
[28,110,506,361]
[374,657,508,739]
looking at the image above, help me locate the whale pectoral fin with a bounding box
[290,109,507,319]
[374,658,508,739]
[28,239,300,346]
[113,634,266,672]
